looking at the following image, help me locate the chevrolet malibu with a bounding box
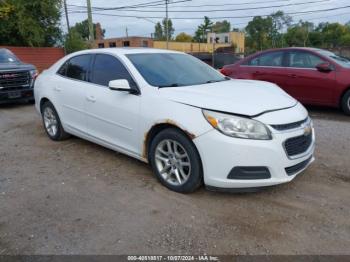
[34,48,315,193]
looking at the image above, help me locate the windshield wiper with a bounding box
[158,83,181,88]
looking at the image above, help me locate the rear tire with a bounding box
[341,90,350,115]
[41,101,70,141]
[149,128,203,193]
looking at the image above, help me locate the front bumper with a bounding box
[193,126,315,189]
[0,88,34,104]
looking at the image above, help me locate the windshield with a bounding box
[0,49,19,63]
[316,49,350,68]
[126,53,227,87]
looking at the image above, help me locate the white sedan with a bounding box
[34,48,315,193]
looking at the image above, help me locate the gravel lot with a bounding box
[0,104,349,255]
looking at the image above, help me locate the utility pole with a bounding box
[165,0,169,49]
[63,0,70,34]
[87,0,94,41]
[212,30,215,68]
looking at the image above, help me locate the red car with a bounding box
[221,47,350,115]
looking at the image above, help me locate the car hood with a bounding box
[0,62,35,71]
[159,79,297,116]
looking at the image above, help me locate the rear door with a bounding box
[84,53,141,155]
[284,50,336,104]
[238,51,289,88]
[54,54,92,133]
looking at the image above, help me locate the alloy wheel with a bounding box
[43,107,58,137]
[155,139,191,186]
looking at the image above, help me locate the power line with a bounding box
[67,0,192,11]
[67,0,295,10]
[67,5,350,20]
[133,0,294,8]
[78,0,330,13]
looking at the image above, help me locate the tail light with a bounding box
[220,67,231,76]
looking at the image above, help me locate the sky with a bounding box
[64,0,350,38]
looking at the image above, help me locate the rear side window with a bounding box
[287,51,325,68]
[91,54,136,87]
[63,55,91,81]
[57,62,67,76]
[247,51,284,67]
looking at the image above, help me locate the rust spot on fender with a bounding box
[164,119,196,140]
[142,119,196,160]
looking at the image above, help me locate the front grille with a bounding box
[284,131,313,157]
[0,71,31,91]
[285,156,312,176]
[271,118,308,131]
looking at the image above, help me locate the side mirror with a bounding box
[316,62,332,72]
[108,79,131,92]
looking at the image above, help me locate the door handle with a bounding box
[86,95,96,103]
[54,86,62,92]
[288,74,298,78]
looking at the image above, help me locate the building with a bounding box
[153,41,233,53]
[93,32,245,54]
[207,31,245,53]
[93,37,153,49]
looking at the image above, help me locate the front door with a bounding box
[284,50,336,105]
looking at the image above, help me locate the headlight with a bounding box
[29,69,38,79]
[203,109,272,140]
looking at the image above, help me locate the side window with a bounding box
[91,54,136,88]
[246,52,284,67]
[288,51,325,68]
[248,56,259,66]
[57,62,68,76]
[66,55,91,81]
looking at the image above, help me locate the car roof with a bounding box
[257,47,325,53]
[71,47,183,56]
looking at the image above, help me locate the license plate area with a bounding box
[8,91,21,99]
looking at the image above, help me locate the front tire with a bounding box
[41,101,70,141]
[149,128,203,193]
[341,90,350,115]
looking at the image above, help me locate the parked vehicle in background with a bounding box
[221,47,350,115]
[34,48,315,193]
[0,48,38,104]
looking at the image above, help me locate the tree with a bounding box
[212,20,231,33]
[322,23,349,48]
[284,21,314,47]
[153,18,174,40]
[270,11,292,47]
[64,29,88,54]
[154,22,163,40]
[194,16,213,43]
[245,16,273,51]
[175,32,193,42]
[71,19,106,41]
[162,18,175,40]
[0,0,62,47]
